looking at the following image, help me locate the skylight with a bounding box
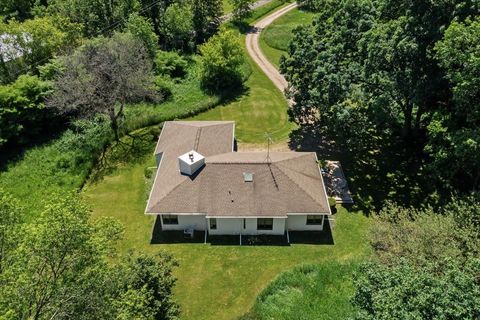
[243,172,254,182]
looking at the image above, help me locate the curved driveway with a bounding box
[245,2,298,93]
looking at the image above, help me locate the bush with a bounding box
[154,76,174,100]
[199,27,245,92]
[154,51,188,78]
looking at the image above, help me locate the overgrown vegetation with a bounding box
[0,190,180,319]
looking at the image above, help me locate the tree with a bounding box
[47,33,158,141]
[425,17,480,191]
[352,259,480,320]
[125,13,159,59]
[0,191,180,319]
[199,27,244,92]
[163,3,194,51]
[0,74,53,148]
[138,0,173,40]
[230,0,254,22]
[352,199,480,319]
[46,0,139,37]
[281,0,480,194]
[0,16,82,83]
[154,50,188,78]
[192,0,223,44]
[0,0,35,21]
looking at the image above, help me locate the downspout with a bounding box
[286,217,290,243]
[204,217,208,244]
[240,219,242,246]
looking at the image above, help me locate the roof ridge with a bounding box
[273,160,326,209]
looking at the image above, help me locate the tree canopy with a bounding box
[0,190,180,319]
[281,0,480,192]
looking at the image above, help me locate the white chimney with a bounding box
[178,150,205,175]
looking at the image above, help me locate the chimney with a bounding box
[178,150,205,175]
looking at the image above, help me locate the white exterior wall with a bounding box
[160,215,206,231]
[287,215,325,231]
[208,218,285,235]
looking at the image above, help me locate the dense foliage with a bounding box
[0,75,53,147]
[352,199,480,319]
[199,27,245,92]
[230,0,255,22]
[47,33,158,140]
[0,190,179,319]
[281,0,480,192]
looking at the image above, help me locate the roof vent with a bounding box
[243,172,254,182]
[179,150,205,175]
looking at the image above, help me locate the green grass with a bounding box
[223,0,233,14]
[242,262,360,319]
[259,8,315,67]
[190,39,294,143]
[82,141,370,319]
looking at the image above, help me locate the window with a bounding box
[243,218,246,229]
[257,218,273,230]
[306,215,323,225]
[210,218,217,230]
[162,214,178,225]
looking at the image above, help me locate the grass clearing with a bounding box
[259,8,315,67]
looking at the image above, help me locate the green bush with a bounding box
[154,51,188,78]
[199,27,245,92]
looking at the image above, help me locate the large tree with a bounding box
[47,33,158,141]
[281,0,480,192]
[352,199,480,319]
[192,0,223,44]
[0,191,180,319]
[426,17,480,191]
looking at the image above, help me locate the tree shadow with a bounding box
[87,126,160,183]
[289,124,435,212]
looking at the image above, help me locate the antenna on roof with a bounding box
[265,133,272,163]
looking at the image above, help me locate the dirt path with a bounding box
[245,2,298,93]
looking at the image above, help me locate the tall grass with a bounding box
[241,262,360,320]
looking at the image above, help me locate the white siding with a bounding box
[287,215,325,231]
[160,215,206,231]
[208,218,285,235]
[209,218,242,235]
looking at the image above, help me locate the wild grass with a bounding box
[240,262,360,319]
[259,7,315,67]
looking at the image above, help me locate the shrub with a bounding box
[154,51,188,78]
[199,27,244,92]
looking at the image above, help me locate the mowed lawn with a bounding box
[82,148,370,319]
[191,37,295,144]
[259,8,315,68]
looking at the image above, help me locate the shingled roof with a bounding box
[146,121,330,216]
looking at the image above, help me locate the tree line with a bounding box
[0,0,246,151]
[286,0,480,193]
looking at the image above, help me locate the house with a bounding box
[145,121,331,243]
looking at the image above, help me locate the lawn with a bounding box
[82,141,370,319]
[259,7,315,67]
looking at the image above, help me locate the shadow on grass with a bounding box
[150,216,334,246]
[288,124,434,212]
[87,126,160,183]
